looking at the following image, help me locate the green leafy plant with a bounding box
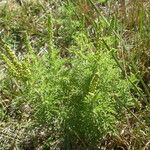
[1,1,149,149]
[1,29,134,149]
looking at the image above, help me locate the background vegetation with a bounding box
[0,0,149,149]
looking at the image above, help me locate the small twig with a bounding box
[142,140,150,150]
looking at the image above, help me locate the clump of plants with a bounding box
[0,23,134,149]
[1,0,149,150]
